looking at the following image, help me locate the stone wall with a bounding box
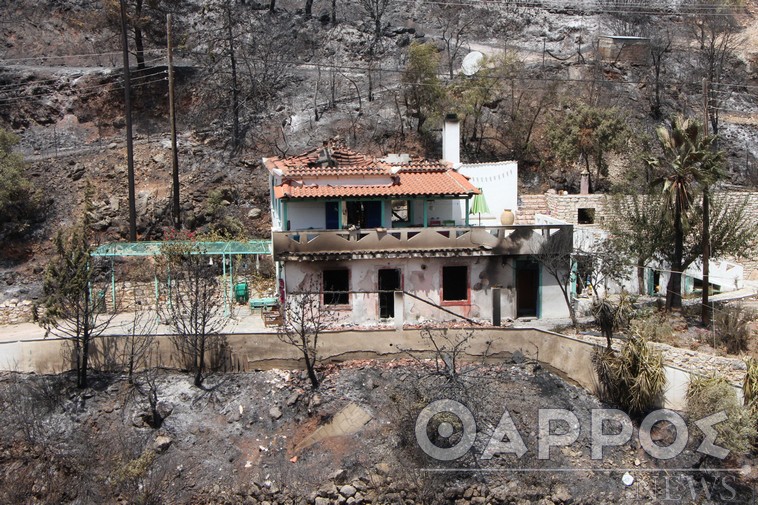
[541,191,758,279]
[0,299,38,325]
[544,193,609,226]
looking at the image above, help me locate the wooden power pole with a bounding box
[702,78,711,327]
[167,14,181,229]
[120,0,137,241]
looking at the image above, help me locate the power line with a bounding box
[0,74,168,105]
[0,49,164,65]
[421,0,749,16]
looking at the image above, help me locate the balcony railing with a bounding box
[272,224,573,259]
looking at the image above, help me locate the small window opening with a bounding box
[323,269,349,305]
[442,266,468,302]
[578,208,595,224]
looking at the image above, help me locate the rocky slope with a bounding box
[1,359,754,504]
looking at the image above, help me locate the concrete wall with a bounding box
[282,254,569,324]
[1,327,739,410]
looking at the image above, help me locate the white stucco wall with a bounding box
[287,201,327,230]
[457,161,518,226]
[539,264,571,319]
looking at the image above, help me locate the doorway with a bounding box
[347,201,382,228]
[378,269,401,318]
[515,261,539,318]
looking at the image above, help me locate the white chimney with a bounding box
[442,113,460,167]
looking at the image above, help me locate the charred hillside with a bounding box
[0,0,756,282]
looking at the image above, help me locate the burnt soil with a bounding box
[1,358,754,504]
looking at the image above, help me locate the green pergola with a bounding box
[91,240,272,316]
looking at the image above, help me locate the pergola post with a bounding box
[154,271,159,314]
[110,257,116,312]
[229,253,235,318]
[222,253,229,317]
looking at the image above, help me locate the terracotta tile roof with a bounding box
[275,170,478,199]
[264,140,389,175]
[266,140,478,199]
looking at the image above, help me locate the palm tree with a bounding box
[646,116,722,311]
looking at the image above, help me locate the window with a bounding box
[325,201,340,229]
[442,266,468,302]
[391,200,410,224]
[323,269,349,305]
[577,208,595,224]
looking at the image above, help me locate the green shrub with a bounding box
[744,358,758,417]
[0,129,42,237]
[593,336,666,417]
[687,375,756,456]
[714,303,755,354]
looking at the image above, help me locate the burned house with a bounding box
[265,118,572,325]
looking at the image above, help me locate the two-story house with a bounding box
[265,118,572,326]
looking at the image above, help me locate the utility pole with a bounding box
[702,78,711,327]
[120,0,137,241]
[167,14,181,229]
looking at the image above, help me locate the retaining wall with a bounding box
[0,327,737,410]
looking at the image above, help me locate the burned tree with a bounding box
[42,225,116,389]
[277,275,334,389]
[119,308,158,384]
[159,241,227,388]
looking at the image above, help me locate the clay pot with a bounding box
[500,209,515,225]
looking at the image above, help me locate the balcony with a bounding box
[272,224,573,260]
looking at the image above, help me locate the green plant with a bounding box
[0,128,42,237]
[113,449,156,484]
[744,358,758,417]
[714,303,755,354]
[204,187,238,218]
[687,375,756,456]
[593,292,635,349]
[593,336,666,417]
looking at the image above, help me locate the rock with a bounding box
[108,142,118,149]
[339,485,357,498]
[309,394,322,408]
[156,401,173,420]
[315,498,331,505]
[286,392,300,406]
[152,435,173,453]
[69,164,86,181]
[551,484,570,503]
[374,462,391,476]
[132,411,150,428]
[331,469,347,484]
[248,207,262,219]
[269,406,282,420]
[91,219,111,231]
[512,350,525,364]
